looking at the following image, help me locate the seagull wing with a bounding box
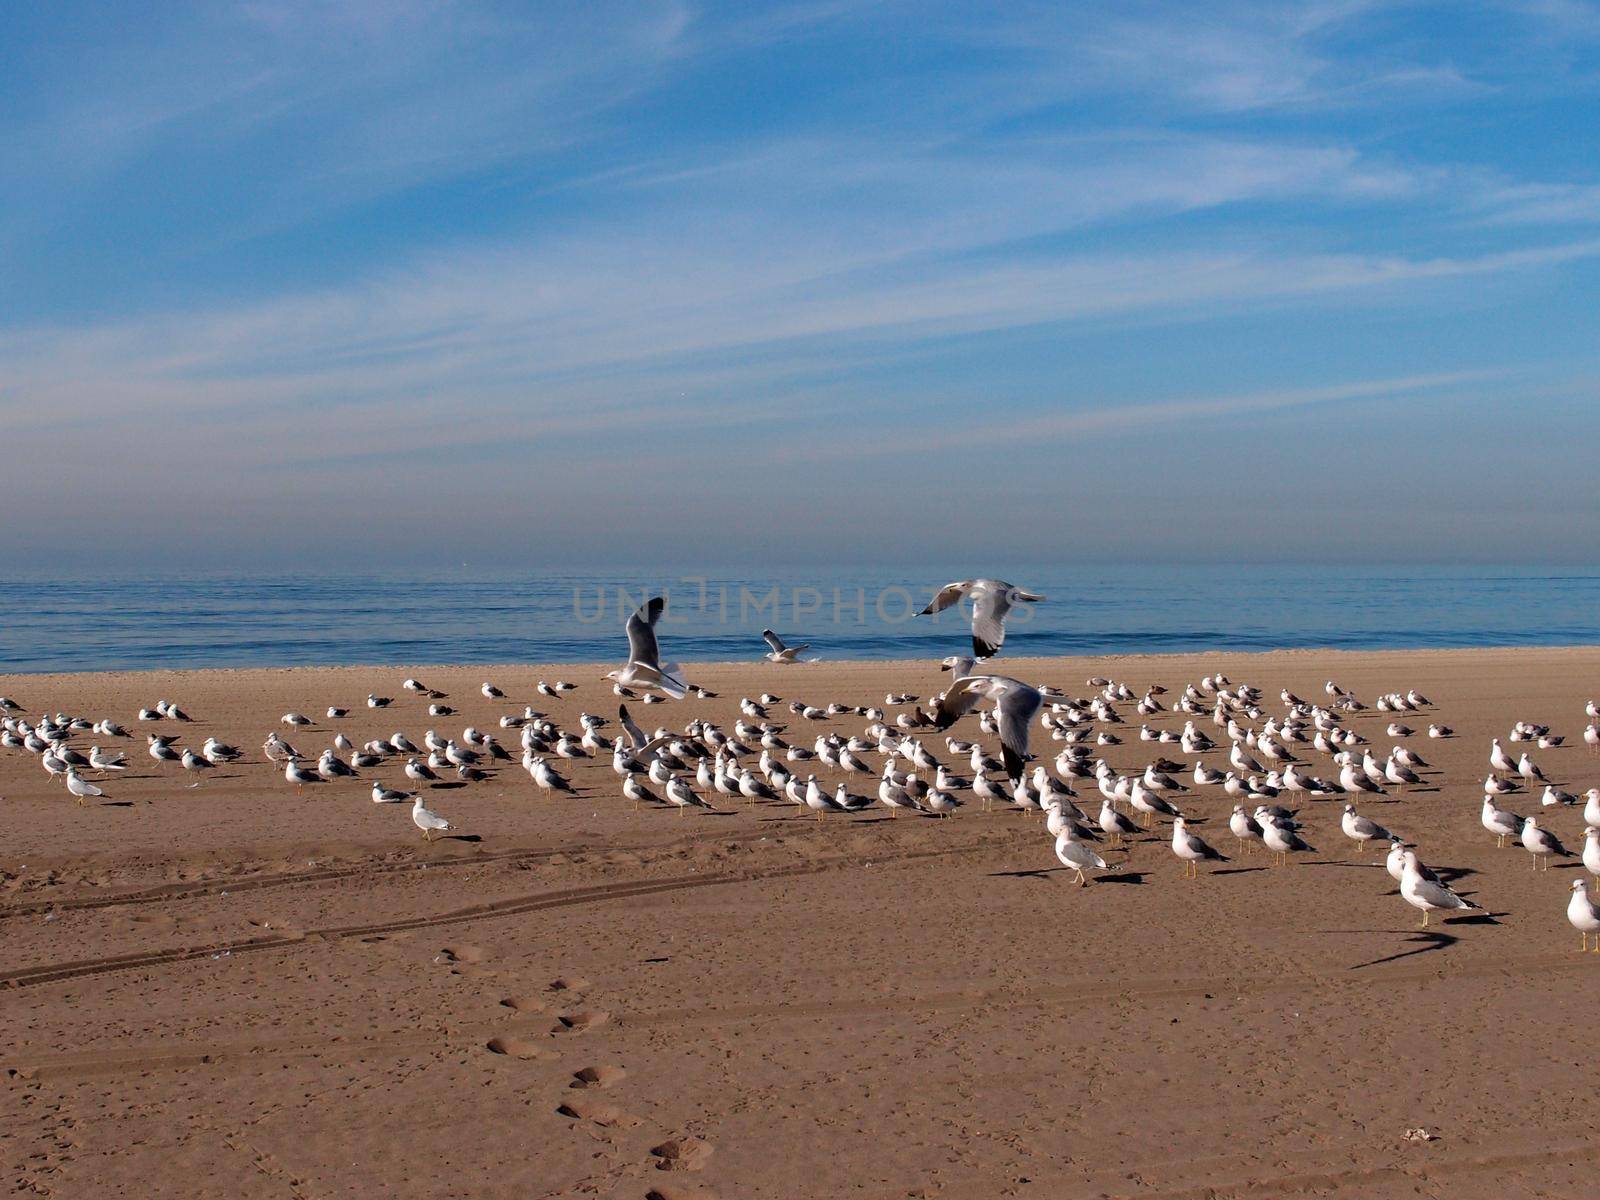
[970,585,1011,658]
[925,675,989,731]
[1412,876,1475,910]
[761,629,788,654]
[618,704,648,750]
[993,678,1042,782]
[625,596,666,668]
[920,580,973,616]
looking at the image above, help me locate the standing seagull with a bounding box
[1170,816,1228,879]
[1521,817,1570,871]
[761,630,812,664]
[1566,880,1600,953]
[921,673,1043,783]
[918,579,1045,659]
[411,796,452,841]
[606,597,688,700]
[1400,850,1479,927]
[64,768,104,806]
[1054,829,1108,886]
[1340,805,1393,856]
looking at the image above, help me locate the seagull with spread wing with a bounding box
[918,579,1044,658]
[761,629,812,663]
[606,596,689,700]
[919,671,1043,784]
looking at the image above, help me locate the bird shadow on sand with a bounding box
[438,833,483,844]
[1212,866,1266,876]
[1344,913,1507,970]
[431,781,469,790]
[1346,931,1456,969]
[99,801,135,808]
[1094,871,1145,885]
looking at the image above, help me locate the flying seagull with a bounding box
[761,629,811,664]
[606,596,688,700]
[918,579,1044,658]
[920,672,1043,783]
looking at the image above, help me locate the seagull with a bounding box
[1229,804,1264,854]
[1261,816,1315,866]
[664,774,711,815]
[284,758,320,790]
[411,796,451,841]
[921,673,1042,783]
[1521,817,1570,870]
[1481,796,1524,847]
[606,597,689,700]
[1568,880,1600,952]
[372,783,412,804]
[761,630,812,664]
[64,768,103,806]
[482,682,504,699]
[1340,804,1393,855]
[1054,829,1108,886]
[88,746,127,771]
[1584,827,1600,884]
[1400,850,1479,926]
[918,579,1045,658]
[1170,816,1228,879]
[283,712,312,727]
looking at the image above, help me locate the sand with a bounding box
[3,647,1599,1198]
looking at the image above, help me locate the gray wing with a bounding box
[926,675,988,731]
[920,580,974,616]
[618,704,648,750]
[626,597,665,667]
[970,584,1011,658]
[762,629,787,654]
[993,678,1042,782]
[1412,877,1473,909]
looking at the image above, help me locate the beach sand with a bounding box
[3,647,1598,1198]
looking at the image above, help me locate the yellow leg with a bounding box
[1420,910,1429,928]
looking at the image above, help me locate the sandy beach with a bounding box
[4,646,1599,1198]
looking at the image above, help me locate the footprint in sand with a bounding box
[649,1137,715,1173]
[498,994,549,1014]
[439,943,489,964]
[555,1098,638,1128]
[569,1065,626,1089]
[246,917,304,939]
[484,1035,546,1060]
[548,976,589,992]
[647,1183,720,1199]
[553,1010,610,1034]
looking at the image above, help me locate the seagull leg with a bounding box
[1420,910,1429,928]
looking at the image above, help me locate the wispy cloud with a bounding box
[2,1,1599,565]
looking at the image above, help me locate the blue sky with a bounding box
[2,1,1598,569]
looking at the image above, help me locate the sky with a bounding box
[2,0,1598,570]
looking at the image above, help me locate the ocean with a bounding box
[1,566,1595,674]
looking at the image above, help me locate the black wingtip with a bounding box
[1002,745,1025,784]
[973,636,1000,658]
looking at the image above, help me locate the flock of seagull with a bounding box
[6,576,1600,949]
